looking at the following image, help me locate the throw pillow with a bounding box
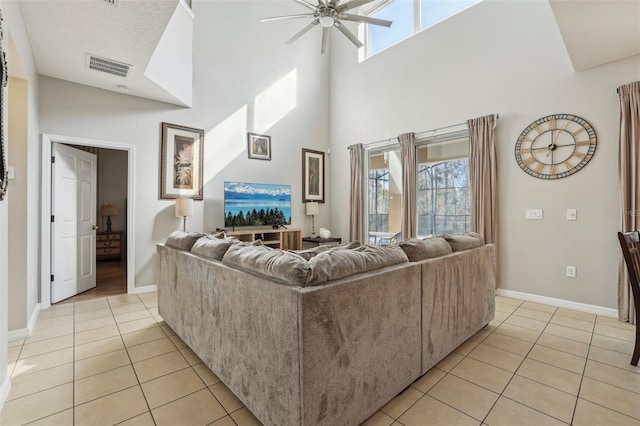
[165,231,206,251]
[443,232,484,252]
[399,237,452,261]
[191,237,234,261]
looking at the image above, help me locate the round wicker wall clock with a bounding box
[515,114,597,180]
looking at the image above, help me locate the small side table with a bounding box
[302,237,342,250]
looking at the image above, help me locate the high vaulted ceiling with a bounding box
[18,0,194,106]
[13,0,640,107]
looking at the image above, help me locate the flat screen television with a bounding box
[224,181,291,228]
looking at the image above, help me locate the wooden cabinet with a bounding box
[97,231,123,261]
[225,228,302,250]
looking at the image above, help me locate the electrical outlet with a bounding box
[566,266,577,278]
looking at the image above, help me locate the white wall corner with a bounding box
[7,302,39,341]
[0,374,11,413]
[144,1,193,107]
[496,288,618,318]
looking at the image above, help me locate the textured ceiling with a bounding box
[549,0,640,71]
[18,0,187,105]
[15,0,640,106]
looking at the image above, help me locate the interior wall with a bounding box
[328,0,640,309]
[1,0,41,407]
[7,77,28,331]
[98,149,128,253]
[2,1,40,334]
[37,0,330,289]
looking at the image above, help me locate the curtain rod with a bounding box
[347,114,499,151]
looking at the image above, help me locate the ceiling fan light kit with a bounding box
[261,0,392,54]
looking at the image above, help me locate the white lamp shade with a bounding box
[100,204,119,217]
[306,201,319,216]
[175,198,194,217]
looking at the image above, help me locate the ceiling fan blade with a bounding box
[321,27,329,54]
[338,0,376,12]
[261,13,315,23]
[334,22,363,48]
[292,0,317,11]
[286,20,319,45]
[341,13,392,27]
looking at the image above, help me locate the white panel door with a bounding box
[51,143,97,303]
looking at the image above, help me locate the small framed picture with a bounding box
[302,148,325,203]
[247,133,271,160]
[160,122,204,200]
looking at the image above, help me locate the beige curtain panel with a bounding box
[398,132,416,241]
[467,114,498,246]
[349,143,365,244]
[618,81,640,324]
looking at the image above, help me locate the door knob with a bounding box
[92,225,98,231]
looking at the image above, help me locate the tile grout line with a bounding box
[480,302,567,425]
[109,294,160,425]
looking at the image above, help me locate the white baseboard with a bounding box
[496,288,618,318]
[0,374,11,412]
[8,303,40,342]
[131,285,157,295]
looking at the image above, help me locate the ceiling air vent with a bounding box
[87,54,131,78]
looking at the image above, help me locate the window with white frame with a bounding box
[363,0,482,58]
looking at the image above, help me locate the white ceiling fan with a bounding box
[261,0,392,54]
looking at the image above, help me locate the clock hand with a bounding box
[551,120,571,149]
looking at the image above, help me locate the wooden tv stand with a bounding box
[224,228,302,250]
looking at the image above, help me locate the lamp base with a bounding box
[106,216,113,233]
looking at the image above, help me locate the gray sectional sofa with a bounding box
[157,232,495,426]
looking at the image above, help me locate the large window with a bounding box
[416,134,470,237]
[365,131,470,245]
[364,0,482,58]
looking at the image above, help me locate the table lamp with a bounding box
[175,198,194,232]
[306,201,319,237]
[100,204,119,233]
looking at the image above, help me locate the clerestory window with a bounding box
[362,0,482,59]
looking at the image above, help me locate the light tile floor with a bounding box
[2,294,639,425]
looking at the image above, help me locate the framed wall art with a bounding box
[160,122,204,200]
[302,148,325,203]
[0,10,8,201]
[247,132,271,160]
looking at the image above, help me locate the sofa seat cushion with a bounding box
[399,237,452,261]
[191,236,235,261]
[222,244,311,286]
[308,244,408,286]
[165,231,205,251]
[443,232,485,252]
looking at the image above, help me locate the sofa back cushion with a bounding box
[165,231,205,251]
[191,237,235,261]
[293,241,361,261]
[307,244,408,286]
[443,232,485,252]
[399,237,452,261]
[222,244,311,286]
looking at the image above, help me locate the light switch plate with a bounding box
[525,209,543,220]
[567,209,577,220]
[7,166,15,180]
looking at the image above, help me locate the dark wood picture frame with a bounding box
[302,148,325,203]
[247,132,271,161]
[0,12,8,201]
[160,122,204,200]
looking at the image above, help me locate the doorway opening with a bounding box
[40,134,136,309]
